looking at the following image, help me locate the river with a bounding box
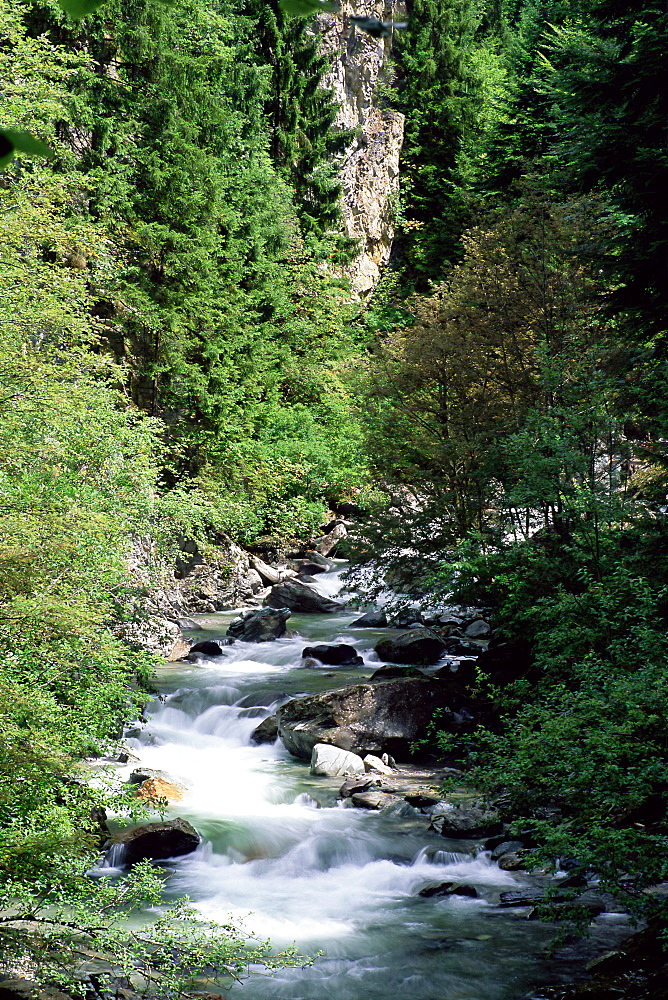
[116,567,631,1000]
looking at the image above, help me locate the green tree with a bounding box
[251,0,350,237]
[392,0,490,281]
[542,2,668,346]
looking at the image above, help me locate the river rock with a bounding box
[310,743,366,777]
[303,550,330,568]
[108,818,200,866]
[129,767,178,784]
[369,664,425,681]
[363,753,394,774]
[350,789,390,809]
[497,850,535,871]
[463,619,491,638]
[527,894,607,920]
[429,802,502,838]
[418,882,478,898]
[249,715,278,745]
[277,676,473,761]
[389,609,425,628]
[349,610,388,627]
[264,579,343,613]
[166,638,192,661]
[339,774,381,797]
[0,981,73,1000]
[136,776,187,803]
[188,639,232,657]
[490,840,525,861]
[312,522,347,557]
[320,518,347,535]
[249,555,283,586]
[374,629,447,665]
[302,643,363,666]
[227,607,291,641]
[297,561,327,576]
[175,616,202,629]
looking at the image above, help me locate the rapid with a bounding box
[114,567,631,1000]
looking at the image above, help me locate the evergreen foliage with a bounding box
[392,0,489,280]
[355,0,668,932]
[251,0,350,236]
[0,0,364,984]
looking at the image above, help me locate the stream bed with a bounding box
[116,569,632,1000]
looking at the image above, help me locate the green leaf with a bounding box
[0,129,52,170]
[279,0,339,18]
[57,0,107,19]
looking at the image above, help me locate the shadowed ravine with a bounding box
[118,569,632,1000]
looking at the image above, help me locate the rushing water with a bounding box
[115,568,631,1000]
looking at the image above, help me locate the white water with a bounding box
[115,571,623,999]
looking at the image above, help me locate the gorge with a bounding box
[1,0,668,997]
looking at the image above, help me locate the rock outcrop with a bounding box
[317,1,405,298]
[116,535,263,658]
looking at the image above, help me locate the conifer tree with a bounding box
[392,0,485,282]
[543,0,668,347]
[251,0,350,237]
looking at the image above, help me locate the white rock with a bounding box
[363,754,394,775]
[310,743,366,777]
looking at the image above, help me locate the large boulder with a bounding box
[297,561,327,576]
[464,619,491,638]
[369,664,425,681]
[310,743,365,777]
[276,676,474,761]
[429,802,502,839]
[249,555,283,586]
[264,579,343,613]
[107,818,201,866]
[227,607,291,642]
[418,882,478,898]
[302,643,363,666]
[135,777,187,804]
[312,522,347,557]
[374,629,447,665]
[349,610,388,628]
[303,550,330,568]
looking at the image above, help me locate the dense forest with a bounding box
[1,0,668,993]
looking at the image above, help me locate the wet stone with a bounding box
[418,882,478,898]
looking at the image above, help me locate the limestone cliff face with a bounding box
[317,2,405,298]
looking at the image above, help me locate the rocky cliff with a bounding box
[317,2,405,298]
